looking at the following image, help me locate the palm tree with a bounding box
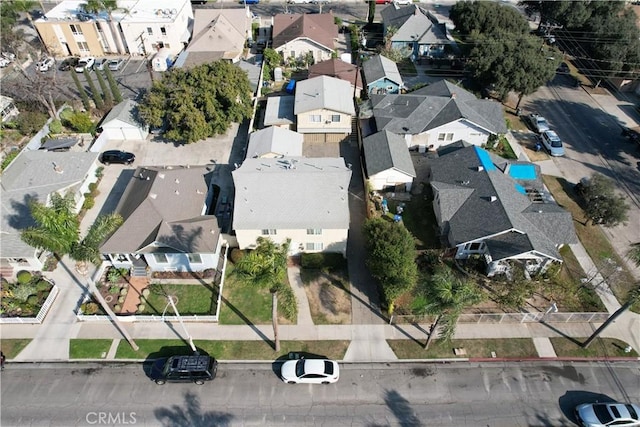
[420,267,484,350]
[70,213,123,270]
[628,243,640,267]
[234,237,291,351]
[21,192,80,257]
[81,0,126,54]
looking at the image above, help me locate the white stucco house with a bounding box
[99,99,149,141]
[272,13,338,63]
[232,157,352,255]
[362,130,416,192]
[100,165,223,274]
[294,76,355,134]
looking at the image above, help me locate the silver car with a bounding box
[540,130,565,156]
[575,402,640,427]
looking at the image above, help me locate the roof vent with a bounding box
[159,173,165,179]
[477,166,484,172]
[52,162,63,173]
[150,193,157,199]
[490,196,497,202]
[451,92,456,99]
[175,190,179,195]
[175,178,179,184]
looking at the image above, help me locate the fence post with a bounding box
[389,314,394,325]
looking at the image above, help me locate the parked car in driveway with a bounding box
[107,58,124,71]
[540,130,565,156]
[75,57,95,72]
[94,58,108,70]
[281,358,339,384]
[525,113,550,133]
[58,57,80,71]
[36,57,55,72]
[100,150,135,165]
[575,402,640,427]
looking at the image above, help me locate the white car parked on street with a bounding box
[281,358,339,384]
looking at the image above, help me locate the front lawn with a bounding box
[550,337,639,358]
[0,339,31,359]
[218,265,273,325]
[388,338,538,359]
[543,175,639,312]
[143,283,217,315]
[115,339,350,360]
[69,339,113,359]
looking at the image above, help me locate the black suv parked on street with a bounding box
[151,355,218,385]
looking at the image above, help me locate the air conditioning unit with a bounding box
[325,120,331,124]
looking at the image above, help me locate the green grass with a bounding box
[69,339,113,359]
[115,339,350,360]
[143,284,217,315]
[218,265,273,324]
[550,337,639,358]
[0,339,31,359]
[543,175,639,313]
[391,191,440,250]
[388,338,538,359]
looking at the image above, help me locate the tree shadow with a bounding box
[558,390,617,425]
[382,389,422,427]
[220,295,274,349]
[154,391,233,427]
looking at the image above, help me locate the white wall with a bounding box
[276,38,333,63]
[369,169,413,191]
[297,108,352,134]
[236,228,348,255]
[405,119,492,150]
[144,252,219,272]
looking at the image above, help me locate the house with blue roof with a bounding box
[429,142,577,277]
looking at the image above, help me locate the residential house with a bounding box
[247,127,303,158]
[100,165,222,274]
[263,96,295,129]
[272,13,338,63]
[232,157,351,255]
[0,95,19,123]
[34,0,192,58]
[362,130,416,192]
[99,99,149,141]
[363,79,506,151]
[429,142,577,276]
[362,54,403,95]
[294,75,355,134]
[237,60,261,95]
[0,150,99,275]
[308,59,363,98]
[380,4,453,59]
[177,8,251,67]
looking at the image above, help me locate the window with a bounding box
[160,26,166,36]
[187,254,202,264]
[290,51,296,58]
[305,242,324,251]
[77,41,89,52]
[437,133,454,142]
[306,229,322,235]
[95,22,103,32]
[147,27,153,35]
[464,242,484,252]
[310,115,321,123]
[261,229,277,235]
[331,115,340,122]
[70,24,83,35]
[154,253,168,263]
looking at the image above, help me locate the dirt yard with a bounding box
[302,271,351,324]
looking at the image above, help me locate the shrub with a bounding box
[301,253,324,269]
[118,296,125,304]
[13,283,37,302]
[107,268,122,283]
[48,119,63,134]
[83,302,99,314]
[95,166,104,178]
[137,304,145,313]
[88,182,98,193]
[63,111,94,133]
[27,295,39,306]
[17,270,32,284]
[16,111,48,135]
[109,286,120,294]
[82,194,95,210]
[36,280,50,292]
[1,150,19,171]
[230,248,246,264]
[142,288,150,297]
[114,304,121,312]
[120,287,128,296]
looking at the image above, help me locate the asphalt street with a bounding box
[2,361,639,426]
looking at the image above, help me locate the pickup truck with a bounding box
[525,113,550,133]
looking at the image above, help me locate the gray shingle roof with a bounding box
[100,166,220,254]
[380,4,427,30]
[232,157,351,230]
[362,130,416,177]
[429,144,576,260]
[247,127,303,158]
[362,54,403,88]
[294,75,356,115]
[370,80,507,135]
[0,150,99,258]
[100,99,144,129]
[391,10,449,45]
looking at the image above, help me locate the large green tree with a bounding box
[450,1,529,39]
[419,266,484,349]
[233,237,297,351]
[577,173,629,227]
[467,32,561,108]
[362,217,418,314]
[138,61,253,144]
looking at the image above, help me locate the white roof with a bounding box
[40,0,189,23]
[232,157,352,230]
[294,76,355,115]
[247,127,303,158]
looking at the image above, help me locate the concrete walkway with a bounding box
[287,266,313,327]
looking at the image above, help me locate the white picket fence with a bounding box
[390,311,610,325]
